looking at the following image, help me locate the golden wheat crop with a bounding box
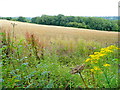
[0,20,118,45]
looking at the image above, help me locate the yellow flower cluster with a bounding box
[90,66,101,72]
[85,45,118,73]
[103,64,111,67]
[85,45,118,63]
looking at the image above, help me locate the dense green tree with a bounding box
[0,17,12,20]
[66,22,87,28]
[30,15,119,32]
[17,16,27,22]
[5,17,12,20]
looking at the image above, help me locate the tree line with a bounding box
[0,15,119,31]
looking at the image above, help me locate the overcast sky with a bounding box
[0,0,119,17]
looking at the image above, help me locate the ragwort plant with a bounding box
[83,45,119,88]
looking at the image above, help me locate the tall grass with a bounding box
[0,29,119,88]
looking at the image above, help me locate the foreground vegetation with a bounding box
[0,28,119,88]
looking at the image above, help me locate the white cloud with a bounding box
[0,0,119,17]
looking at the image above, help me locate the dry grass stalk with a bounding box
[70,64,85,74]
[70,64,88,88]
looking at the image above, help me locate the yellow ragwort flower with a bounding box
[107,45,118,50]
[90,69,94,72]
[85,58,91,62]
[89,55,95,58]
[93,66,101,70]
[103,64,111,67]
[100,50,105,53]
[101,48,105,51]
[99,54,106,57]
[94,52,100,55]
[106,50,113,53]
[89,55,100,60]
[94,56,100,60]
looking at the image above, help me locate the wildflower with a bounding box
[94,52,100,55]
[24,57,28,59]
[106,50,113,53]
[101,48,105,51]
[99,54,106,57]
[89,55,95,58]
[89,55,99,60]
[100,50,105,53]
[107,45,118,50]
[93,66,100,70]
[85,58,91,62]
[90,69,94,72]
[103,64,111,67]
[100,49,113,53]
[93,56,100,60]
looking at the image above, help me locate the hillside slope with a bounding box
[0,20,118,44]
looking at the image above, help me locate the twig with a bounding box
[79,72,88,88]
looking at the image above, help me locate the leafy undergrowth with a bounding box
[0,31,119,88]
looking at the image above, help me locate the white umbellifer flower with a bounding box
[24,57,28,59]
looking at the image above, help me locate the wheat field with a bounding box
[0,20,118,45]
